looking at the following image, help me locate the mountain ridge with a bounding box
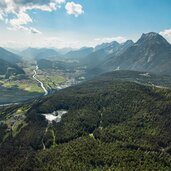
[87,32,171,77]
[0,47,22,64]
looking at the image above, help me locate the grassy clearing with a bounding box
[0,80,43,104]
[37,74,66,89]
[1,80,43,93]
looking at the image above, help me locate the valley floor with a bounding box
[0,60,69,104]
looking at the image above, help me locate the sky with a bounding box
[0,0,171,49]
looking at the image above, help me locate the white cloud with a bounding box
[0,0,66,33]
[43,36,127,48]
[29,27,42,34]
[65,2,84,17]
[9,12,32,26]
[43,36,80,48]
[7,25,42,34]
[0,14,3,20]
[92,36,127,46]
[160,29,171,43]
[0,0,85,33]
[0,33,128,49]
[0,9,5,20]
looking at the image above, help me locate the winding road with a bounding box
[33,65,48,96]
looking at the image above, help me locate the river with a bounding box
[33,65,48,96]
[0,65,48,107]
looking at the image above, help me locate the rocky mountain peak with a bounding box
[136,32,170,47]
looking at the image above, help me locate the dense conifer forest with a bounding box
[1,71,171,170]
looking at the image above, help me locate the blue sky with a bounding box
[0,0,171,48]
[41,0,171,36]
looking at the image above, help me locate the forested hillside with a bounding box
[1,71,171,170]
[0,58,25,77]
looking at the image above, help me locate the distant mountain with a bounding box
[37,59,54,69]
[94,42,116,51]
[89,32,171,77]
[0,58,25,78]
[115,32,171,74]
[81,41,120,66]
[21,48,62,60]
[37,58,79,71]
[0,47,21,64]
[0,47,25,78]
[55,48,73,55]
[21,48,39,58]
[5,48,21,56]
[65,47,94,59]
[83,40,134,70]
[116,40,134,55]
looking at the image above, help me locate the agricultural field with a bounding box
[0,60,67,104]
[35,70,66,90]
[0,79,43,104]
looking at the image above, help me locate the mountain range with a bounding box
[87,32,171,77]
[81,40,134,68]
[64,47,94,59]
[17,32,171,80]
[0,47,21,64]
[21,48,62,60]
[0,47,25,78]
[1,32,171,79]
